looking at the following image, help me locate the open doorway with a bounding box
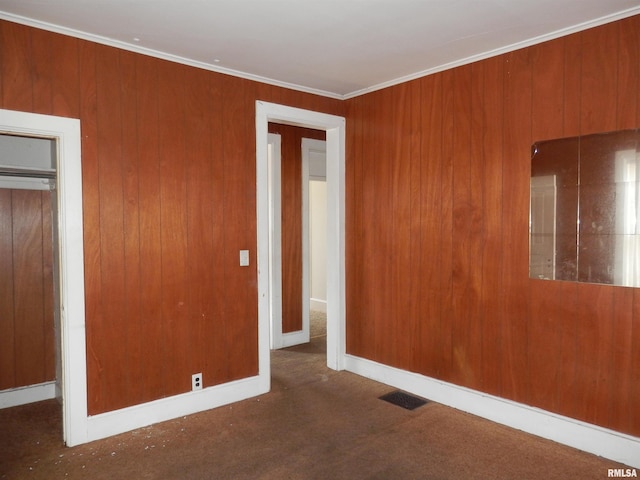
[0,109,86,447]
[303,138,328,344]
[0,133,59,408]
[267,127,327,350]
[255,101,346,393]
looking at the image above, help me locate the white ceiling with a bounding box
[1,0,639,99]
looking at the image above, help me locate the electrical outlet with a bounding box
[192,373,203,391]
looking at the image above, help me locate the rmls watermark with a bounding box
[608,469,638,478]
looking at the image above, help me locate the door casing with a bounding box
[0,108,87,446]
[256,101,346,389]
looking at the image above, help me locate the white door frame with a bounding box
[0,109,87,446]
[256,101,346,390]
[267,133,285,349]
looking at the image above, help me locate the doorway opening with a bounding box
[255,101,346,392]
[0,133,59,408]
[267,128,327,351]
[304,138,328,345]
[0,109,86,447]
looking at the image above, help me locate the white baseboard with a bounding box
[0,381,56,409]
[281,329,308,348]
[84,375,266,444]
[310,298,327,313]
[344,354,640,469]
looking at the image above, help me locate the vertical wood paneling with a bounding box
[49,32,80,118]
[120,50,143,405]
[31,29,52,114]
[184,66,213,385]
[500,49,532,403]
[467,62,485,392]
[356,88,377,361]
[239,79,260,379]
[580,22,618,134]
[609,287,633,432]
[78,39,102,413]
[563,34,582,137]
[344,96,357,352]
[0,19,345,415]
[12,191,45,386]
[439,68,455,381]
[373,87,393,366]
[528,38,569,413]
[575,284,614,426]
[3,14,639,439]
[1,22,32,111]
[616,17,639,130]
[222,76,257,381]
[95,45,128,410]
[450,64,477,388]
[279,123,303,333]
[405,79,422,372]
[345,93,365,356]
[555,33,583,419]
[205,71,228,387]
[531,41,565,140]
[0,190,55,389]
[0,190,15,389]
[158,60,189,396]
[416,73,443,377]
[390,81,413,369]
[479,55,504,396]
[135,54,165,404]
[347,15,640,437]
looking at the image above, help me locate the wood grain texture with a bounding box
[3,14,639,439]
[346,14,640,437]
[0,190,16,390]
[416,73,446,378]
[0,19,343,414]
[0,190,55,390]
[95,44,128,411]
[479,55,504,397]
[1,22,33,112]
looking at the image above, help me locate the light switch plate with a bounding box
[239,250,249,266]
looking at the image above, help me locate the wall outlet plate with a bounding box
[192,373,203,391]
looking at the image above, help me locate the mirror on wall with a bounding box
[529,129,640,287]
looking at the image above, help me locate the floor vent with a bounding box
[379,390,429,410]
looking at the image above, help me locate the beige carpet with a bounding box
[0,313,630,479]
[309,309,326,338]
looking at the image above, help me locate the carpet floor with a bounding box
[0,312,630,479]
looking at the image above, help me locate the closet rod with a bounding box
[0,166,56,179]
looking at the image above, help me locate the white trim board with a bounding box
[0,108,86,447]
[84,376,263,443]
[345,355,640,469]
[256,101,347,392]
[0,382,56,409]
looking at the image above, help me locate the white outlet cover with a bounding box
[239,250,249,266]
[192,373,203,391]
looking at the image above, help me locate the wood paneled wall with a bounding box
[3,14,638,436]
[268,123,325,333]
[345,15,640,437]
[0,20,343,414]
[0,189,55,390]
